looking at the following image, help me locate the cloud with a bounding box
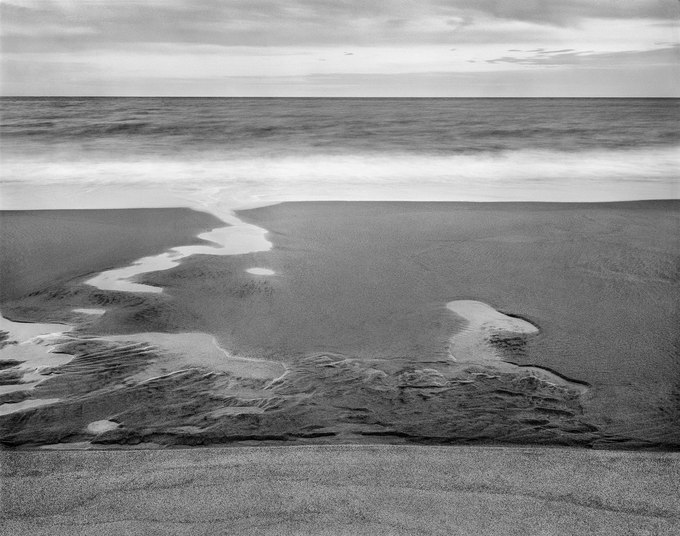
[1,1,677,96]
[449,0,678,26]
[485,44,680,67]
[1,0,677,53]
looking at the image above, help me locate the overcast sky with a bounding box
[1,0,678,96]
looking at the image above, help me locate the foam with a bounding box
[2,147,678,210]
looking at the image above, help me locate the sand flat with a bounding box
[229,201,679,447]
[0,208,223,301]
[1,201,678,449]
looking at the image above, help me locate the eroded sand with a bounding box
[444,299,587,394]
[103,332,286,382]
[0,315,75,407]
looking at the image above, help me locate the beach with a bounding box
[1,96,679,534]
[2,445,679,535]
[1,201,678,449]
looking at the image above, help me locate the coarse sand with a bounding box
[1,445,679,536]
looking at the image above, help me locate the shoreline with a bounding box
[1,200,679,450]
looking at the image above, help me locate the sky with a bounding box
[1,0,678,96]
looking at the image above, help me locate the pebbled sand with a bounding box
[1,445,679,536]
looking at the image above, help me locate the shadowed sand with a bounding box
[1,445,679,536]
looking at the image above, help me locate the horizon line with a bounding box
[2,95,679,99]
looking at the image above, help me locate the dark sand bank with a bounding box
[0,208,224,301]
[1,201,678,449]
[2,445,679,535]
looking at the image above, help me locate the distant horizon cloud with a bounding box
[1,0,678,96]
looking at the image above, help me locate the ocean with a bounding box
[1,97,678,212]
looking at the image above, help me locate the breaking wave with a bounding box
[1,147,677,205]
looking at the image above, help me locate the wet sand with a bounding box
[1,201,678,535]
[0,315,74,406]
[145,200,678,447]
[0,208,223,301]
[0,201,678,449]
[1,445,679,536]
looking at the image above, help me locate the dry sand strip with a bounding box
[1,445,679,536]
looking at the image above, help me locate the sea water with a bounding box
[1,97,678,213]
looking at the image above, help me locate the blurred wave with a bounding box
[1,97,678,204]
[1,147,677,203]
